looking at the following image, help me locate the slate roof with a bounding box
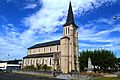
[23,52,60,59]
[61,36,70,39]
[63,1,78,28]
[28,40,60,49]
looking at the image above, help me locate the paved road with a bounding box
[0,72,64,80]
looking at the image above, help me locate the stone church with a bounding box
[23,2,79,73]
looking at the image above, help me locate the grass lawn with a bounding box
[95,77,120,80]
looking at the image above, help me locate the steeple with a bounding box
[63,1,78,28]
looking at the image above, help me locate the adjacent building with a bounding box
[0,59,22,71]
[23,2,79,73]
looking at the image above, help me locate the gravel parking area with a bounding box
[0,72,64,80]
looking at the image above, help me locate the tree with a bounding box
[117,58,120,71]
[79,49,117,72]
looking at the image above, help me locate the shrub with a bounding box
[36,64,42,70]
[24,64,52,71]
[42,64,48,70]
[29,65,35,69]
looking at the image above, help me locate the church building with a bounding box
[23,2,79,73]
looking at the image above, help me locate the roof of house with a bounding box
[28,40,60,49]
[23,52,60,59]
[63,1,78,28]
[0,59,22,64]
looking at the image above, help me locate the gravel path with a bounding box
[0,72,64,80]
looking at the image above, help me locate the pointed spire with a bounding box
[63,1,78,28]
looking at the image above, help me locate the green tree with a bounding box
[117,58,120,71]
[79,49,117,72]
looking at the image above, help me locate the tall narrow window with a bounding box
[66,27,67,34]
[50,47,51,52]
[57,46,58,51]
[44,48,45,52]
[33,49,35,53]
[57,59,59,65]
[50,59,51,65]
[68,27,69,33]
[38,49,40,52]
[63,28,65,35]
[42,59,44,65]
[39,59,41,64]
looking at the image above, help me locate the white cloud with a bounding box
[24,0,117,34]
[0,0,119,60]
[97,18,115,25]
[22,0,119,55]
[78,19,120,54]
[0,24,26,60]
[24,4,37,9]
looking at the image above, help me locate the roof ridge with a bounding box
[28,40,60,49]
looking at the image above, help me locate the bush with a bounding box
[24,65,36,70]
[29,65,35,69]
[24,64,52,71]
[24,65,30,69]
[42,64,48,70]
[47,66,52,70]
[36,64,42,70]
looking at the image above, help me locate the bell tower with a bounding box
[60,1,79,73]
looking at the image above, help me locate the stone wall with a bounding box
[13,70,62,77]
[13,70,94,80]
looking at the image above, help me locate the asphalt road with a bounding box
[0,72,64,80]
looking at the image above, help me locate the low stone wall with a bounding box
[69,72,94,80]
[13,70,94,80]
[13,70,63,77]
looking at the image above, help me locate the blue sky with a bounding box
[0,0,120,60]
